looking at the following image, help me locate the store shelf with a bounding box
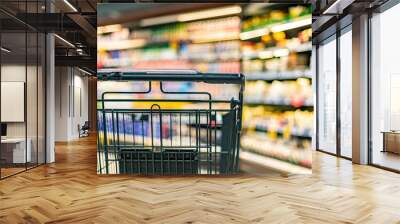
[246,76,311,82]
[244,102,313,110]
[245,70,311,81]
[98,16,241,73]
[242,42,312,60]
[98,39,175,52]
[99,37,241,52]
[240,134,311,168]
[190,58,241,63]
[244,126,312,139]
[191,36,240,44]
[287,41,312,52]
[239,150,311,174]
[240,15,312,40]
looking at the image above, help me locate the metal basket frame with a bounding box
[97,70,244,175]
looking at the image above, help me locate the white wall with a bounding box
[55,67,89,141]
[1,65,26,139]
[71,72,89,138]
[55,66,69,141]
[1,65,36,137]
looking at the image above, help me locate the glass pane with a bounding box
[0,1,46,178]
[38,32,46,165]
[317,36,337,154]
[371,4,400,171]
[339,29,352,158]
[27,31,38,168]
[1,18,27,177]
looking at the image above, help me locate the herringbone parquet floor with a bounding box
[1,135,400,224]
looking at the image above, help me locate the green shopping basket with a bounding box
[97,70,244,175]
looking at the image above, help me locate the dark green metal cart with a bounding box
[97,70,244,175]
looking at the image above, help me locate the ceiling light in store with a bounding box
[98,39,146,51]
[78,67,92,76]
[273,48,289,57]
[322,0,353,15]
[54,34,75,48]
[97,24,123,34]
[76,48,84,55]
[323,0,341,14]
[240,28,269,40]
[140,15,179,27]
[270,17,311,33]
[140,6,242,27]
[177,6,242,22]
[1,47,11,53]
[63,0,78,12]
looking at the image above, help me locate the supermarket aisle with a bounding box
[1,136,400,223]
[97,4,313,174]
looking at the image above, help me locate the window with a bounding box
[0,1,47,179]
[317,36,337,154]
[339,27,352,158]
[370,3,400,171]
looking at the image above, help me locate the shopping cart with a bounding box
[97,70,244,175]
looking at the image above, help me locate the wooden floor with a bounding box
[1,136,400,223]
[372,150,400,171]
[0,167,26,177]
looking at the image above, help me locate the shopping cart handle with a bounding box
[97,69,245,84]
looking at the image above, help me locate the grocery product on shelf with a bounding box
[244,78,313,107]
[242,107,313,139]
[240,5,312,82]
[182,41,241,62]
[187,17,240,43]
[97,16,241,73]
[241,5,311,33]
[240,4,313,170]
[193,61,241,73]
[241,134,312,168]
[97,4,313,172]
